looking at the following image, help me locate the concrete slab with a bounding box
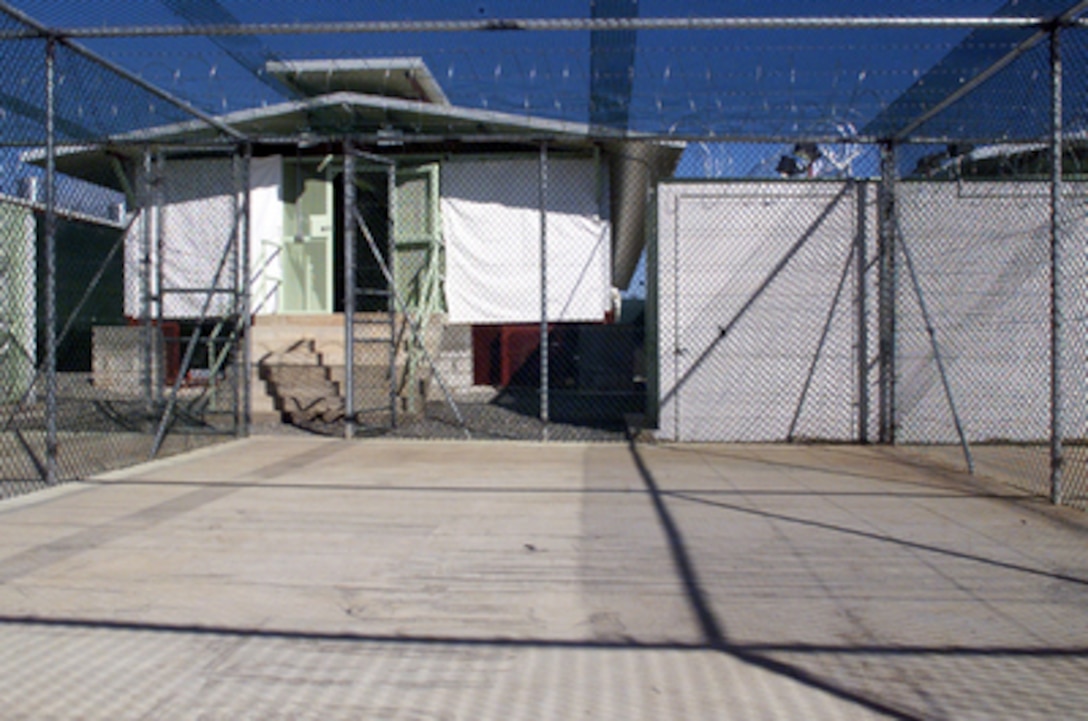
[0,438,1087,719]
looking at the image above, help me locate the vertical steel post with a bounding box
[856,182,869,443]
[240,141,252,434]
[43,37,57,484]
[1049,27,1064,504]
[140,148,154,420]
[154,150,166,406]
[539,142,549,441]
[877,143,898,444]
[343,143,356,439]
[386,161,397,429]
[230,150,240,434]
[240,142,252,438]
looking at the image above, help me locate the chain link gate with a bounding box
[653,167,1088,507]
[137,147,249,458]
[656,180,877,443]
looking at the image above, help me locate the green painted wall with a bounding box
[35,213,125,372]
[0,203,34,401]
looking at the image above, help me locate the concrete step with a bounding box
[283,394,344,423]
[260,340,324,367]
[260,362,407,420]
[263,367,340,400]
[250,313,450,426]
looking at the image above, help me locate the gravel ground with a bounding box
[276,395,633,442]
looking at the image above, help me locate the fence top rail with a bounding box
[0,15,1085,40]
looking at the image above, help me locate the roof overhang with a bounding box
[31,91,682,291]
[266,57,451,106]
[37,90,675,186]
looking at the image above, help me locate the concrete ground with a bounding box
[0,438,1087,720]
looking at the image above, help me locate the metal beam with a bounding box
[539,142,549,441]
[0,16,1063,39]
[0,0,246,140]
[898,225,975,475]
[241,143,253,439]
[43,37,57,484]
[894,0,1088,140]
[856,182,870,444]
[877,144,897,444]
[787,228,855,443]
[343,143,356,440]
[1049,27,1065,504]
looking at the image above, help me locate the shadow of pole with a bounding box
[625,435,922,721]
[625,435,726,647]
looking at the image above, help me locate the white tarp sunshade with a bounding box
[442,157,611,324]
[124,156,283,319]
[124,158,236,318]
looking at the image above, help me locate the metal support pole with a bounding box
[1050,27,1065,504]
[343,143,356,439]
[386,162,397,429]
[856,182,870,443]
[877,143,898,444]
[230,150,240,433]
[898,228,975,475]
[232,146,251,437]
[539,142,549,441]
[154,150,166,406]
[240,143,253,437]
[43,37,57,484]
[787,229,855,442]
[140,148,154,419]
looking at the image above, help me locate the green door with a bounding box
[282,159,335,313]
[393,163,443,315]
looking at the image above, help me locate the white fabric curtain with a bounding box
[124,155,283,318]
[442,156,611,324]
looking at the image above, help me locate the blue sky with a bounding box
[1,1,1082,219]
[4,0,1063,143]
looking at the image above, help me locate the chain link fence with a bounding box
[654,141,1088,509]
[0,6,1085,508]
[0,29,247,499]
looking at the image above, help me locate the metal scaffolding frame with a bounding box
[145,146,249,460]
